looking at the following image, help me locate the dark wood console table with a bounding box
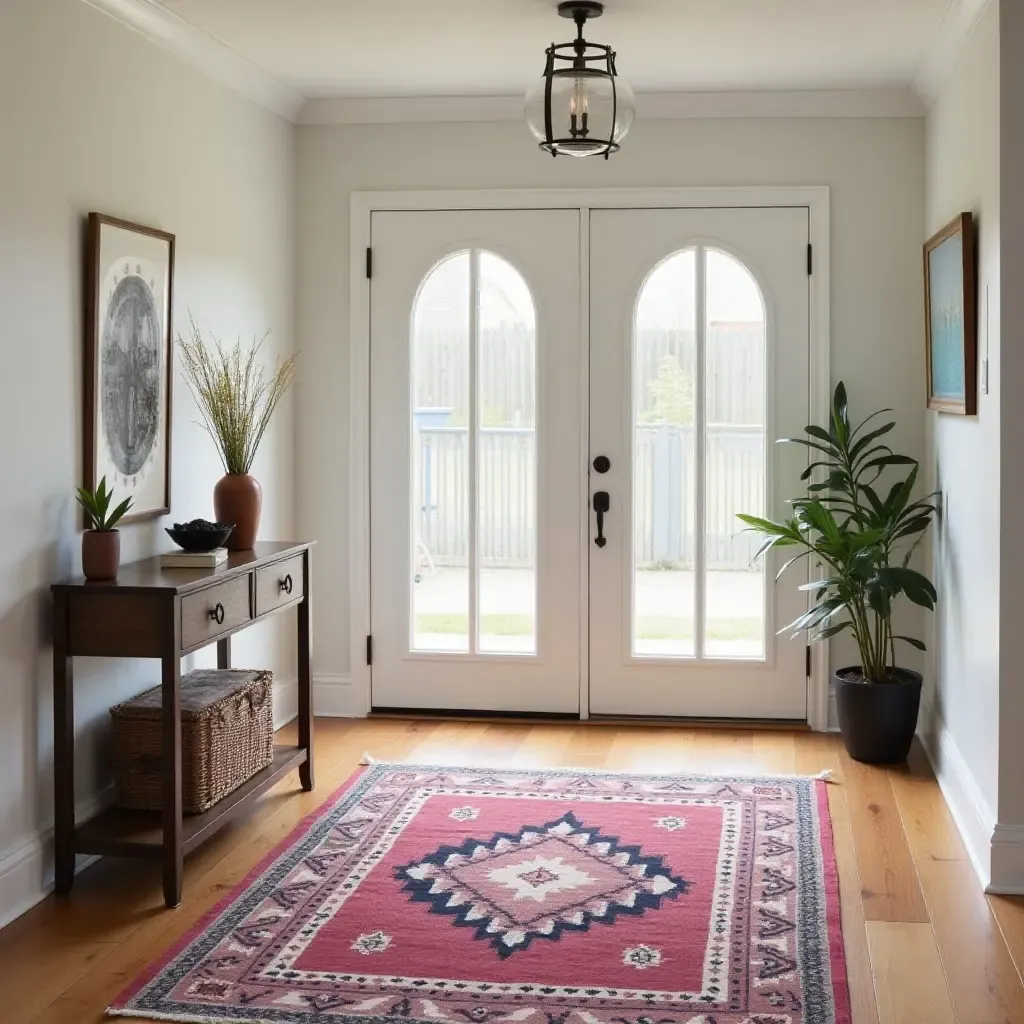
[51,541,315,908]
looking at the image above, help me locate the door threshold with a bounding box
[369,707,578,723]
[369,708,809,731]
[589,714,810,731]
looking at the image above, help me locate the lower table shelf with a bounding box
[73,745,308,860]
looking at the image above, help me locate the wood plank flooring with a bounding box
[2,719,1023,1024]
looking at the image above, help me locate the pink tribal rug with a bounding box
[109,763,850,1024]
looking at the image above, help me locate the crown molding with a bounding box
[299,88,924,126]
[79,0,926,127]
[914,0,994,103]
[80,0,304,121]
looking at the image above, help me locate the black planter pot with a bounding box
[834,667,923,764]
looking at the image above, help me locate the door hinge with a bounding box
[366,634,373,666]
[366,246,373,279]
[805,645,812,678]
[806,243,813,276]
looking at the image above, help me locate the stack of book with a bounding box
[160,548,229,569]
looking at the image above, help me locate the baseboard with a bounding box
[988,824,1024,894]
[918,703,996,890]
[0,787,112,930]
[314,674,359,717]
[273,678,299,729]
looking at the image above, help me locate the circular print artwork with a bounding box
[101,273,162,476]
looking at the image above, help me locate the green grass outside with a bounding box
[415,613,762,642]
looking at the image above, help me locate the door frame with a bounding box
[349,186,831,729]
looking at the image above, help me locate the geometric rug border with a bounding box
[107,761,853,1024]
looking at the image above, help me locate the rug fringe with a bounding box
[107,1008,237,1023]
[358,757,836,781]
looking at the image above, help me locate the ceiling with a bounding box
[153,0,956,100]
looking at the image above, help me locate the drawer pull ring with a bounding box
[280,574,294,595]
[209,602,226,625]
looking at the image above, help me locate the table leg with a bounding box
[52,591,75,895]
[298,550,314,791]
[217,636,231,670]
[162,611,183,908]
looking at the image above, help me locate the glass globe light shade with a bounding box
[526,70,635,157]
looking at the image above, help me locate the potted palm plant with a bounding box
[77,476,133,581]
[738,383,939,763]
[177,316,297,551]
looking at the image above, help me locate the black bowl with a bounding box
[165,521,234,553]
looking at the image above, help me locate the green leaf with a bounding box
[886,464,919,519]
[849,407,893,441]
[777,437,839,458]
[798,577,842,592]
[106,496,134,529]
[775,550,812,582]
[781,596,845,635]
[860,454,918,474]
[848,420,895,461]
[877,565,937,609]
[805,424,838,446]
[816,621,853,641]
[893,635,927,651]
[831,381,850,444]
[736,514,797,539]
[860,483,886,519]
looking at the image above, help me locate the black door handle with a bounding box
[593,491,610,547]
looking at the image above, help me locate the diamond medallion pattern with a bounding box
[396,811,686,956]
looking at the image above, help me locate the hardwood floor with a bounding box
[2,718,1024,1023]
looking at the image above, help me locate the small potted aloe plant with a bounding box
[738,383,939,763]
[77,476,133,581]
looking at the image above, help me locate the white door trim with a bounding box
[349,186,831,729]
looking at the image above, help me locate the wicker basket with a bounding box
[110,669,274,814]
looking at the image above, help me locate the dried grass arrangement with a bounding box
[177,315,297,476]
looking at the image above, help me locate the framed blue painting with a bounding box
[924,212,977,415]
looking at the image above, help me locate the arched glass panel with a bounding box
[632,247,767,660]
[410,250,538,655]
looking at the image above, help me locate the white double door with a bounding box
[369,205,810,719]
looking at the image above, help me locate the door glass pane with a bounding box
[477,252,537,654]
[411,252,470,651]
[633,250,697,657]
[704,248,767,659]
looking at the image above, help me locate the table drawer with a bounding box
[255,555,305,617]
[181,575,252,649]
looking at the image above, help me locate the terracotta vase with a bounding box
[214,473,262,551]
[82,529,120,581]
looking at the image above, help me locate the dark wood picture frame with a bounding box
[85,213,175,522]
[923,211,977,415]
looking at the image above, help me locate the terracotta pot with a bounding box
[214,473,262,551]
[82,530,120,581]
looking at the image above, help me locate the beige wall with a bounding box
[923,2,1001,845]
[0,0,295,924]
[295,115,927,694]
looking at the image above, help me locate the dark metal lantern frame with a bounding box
[539,1,623,159]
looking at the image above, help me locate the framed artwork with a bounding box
[84,213,175,521]
[923,212,977,415]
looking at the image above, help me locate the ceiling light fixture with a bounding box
[525,1,635,158]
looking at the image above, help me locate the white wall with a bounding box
[0,0,295,925]
[296,115,926,692]
[998,3,1024,843]
[921,0,1001,881]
